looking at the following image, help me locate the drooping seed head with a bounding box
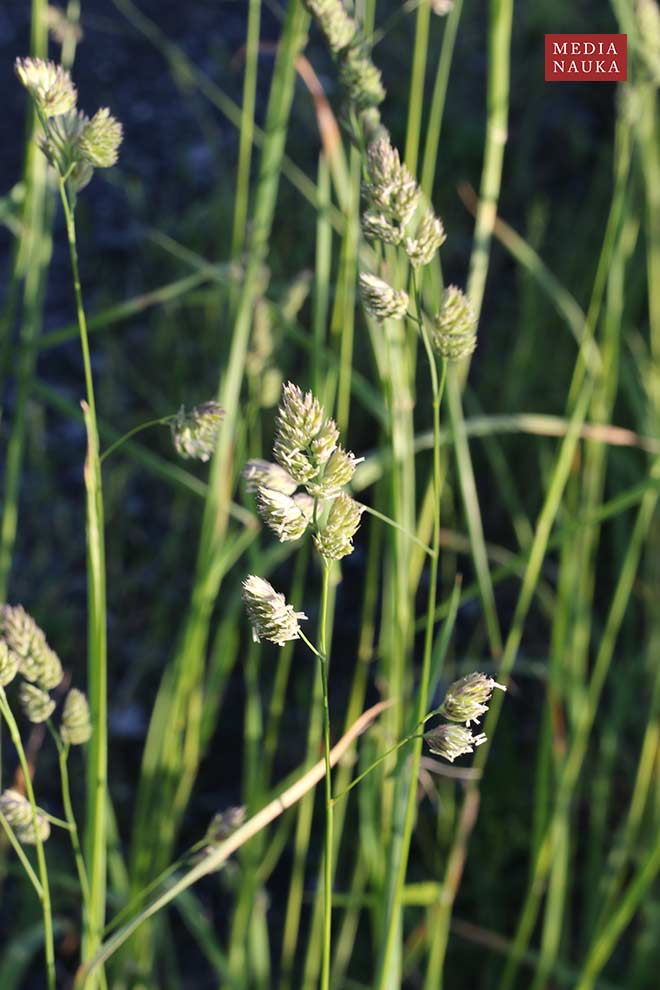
[424,723,487,762]
[171,401,224,462]
[0,641,19,687]
[362,210,403,246]
[431,285,478,361]
[314,492,364,561]
[15,57,77,117]
[60,688,92,745]
[242,459,298,496]
[359,273,409,321]
[256,488,312,542]
[242,575,308,647]
[78,107,123,168]
[405,208,447,268]
[440,672,506,725]
[19,683,56,724]
[0,788,51,844]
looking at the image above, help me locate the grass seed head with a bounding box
[78,107,123,168]
[1,605,62,690]
[171,401,224,462]
[243,459,298,496]
[19,683,56,724]
[242,576,308,647]
[0,789,51,844]
[314,492,364,560]
[424,724,487,762]
[15,57,77,117]
[405,208,447,268]
[440,672,506,725]
[60,688,92,746]
[303,0,357,54]
[359,273,409,321]
[256,488,312,542]
[431,285,478,361]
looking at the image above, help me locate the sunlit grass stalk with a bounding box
[420,0,463,199]
[497,468,659,990]
[54,173,108,978]
[376,272,446,986]
[48,725,92,923]
[404,0,431,177]
[0,690,55,989]
[232,0,261,256]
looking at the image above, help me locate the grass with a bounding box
[0,0,658,988]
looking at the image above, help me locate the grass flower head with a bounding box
[242,575,307,646]
[424,723,487,763]
[0,789,51,844]
[172,401,224,462]
[431,285,478,361]
[440,672,506,725]
[359,273,409,321]
[60,688,92,745]
[15,57,77,117]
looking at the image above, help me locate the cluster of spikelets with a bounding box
[423,672,506,762]
[242,382,364,646]
[171,401,224,462]
[0,607,91,842]
[302,0,386,142]
[301,3,477,361]
[357,136,477,361]
[15,56,122,192]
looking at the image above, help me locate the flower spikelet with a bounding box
[362,210,402,246]
[314,493,363,560]
[303,0,357,54]
[405,208,446,268]
[15,57,77,117]
[78,107,123,168]
[0,641,19,687]
[431,285,477,361]
[273,383,337,484]
[172,401,224,462]
[307,446,361,497]
[256,488,311,542]
[0,789,50,844]
[1,605,62,688]
[359,273,409,321]
[424,724,487,763]
[242,576,307,646]
[60,688,92,745]
[440,672,506,725]
[243,459,298,496]
[364,138,420,238]
[19,683,56,724]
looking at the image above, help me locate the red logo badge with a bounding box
[545,34,627,82]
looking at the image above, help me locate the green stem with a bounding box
[56,174,108,980]
[377,270,446,986]
[0,689,55,989]
[49,724,92,913]
[318,560,333,990]
[99,416,174,464]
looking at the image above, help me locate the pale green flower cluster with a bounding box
[15,56,122,192]
[359,273,409,322]
[1,604,91,745]
[424,672,506,762]
[243,383,363,559]
[171,401,224,462]
[242,575,308,647]
[431,285,478,361]
[242,384,364,645]
[0,788,51,844]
